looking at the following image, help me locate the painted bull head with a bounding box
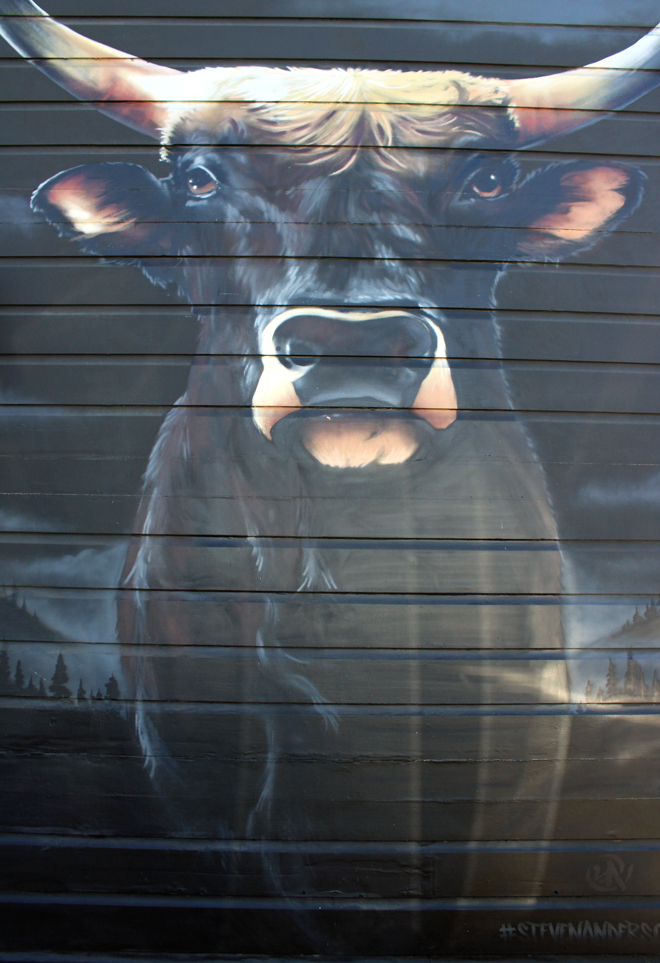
[2,0,660,471]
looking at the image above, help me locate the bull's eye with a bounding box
[469,168,504,198]
[186,167,218,197]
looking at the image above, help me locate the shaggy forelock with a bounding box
[161,65,517,163]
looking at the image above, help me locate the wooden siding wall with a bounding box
[1,0,660,957]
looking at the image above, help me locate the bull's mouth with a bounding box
[270,408,433,469]
[300,412,422,468]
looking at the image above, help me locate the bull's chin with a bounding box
[300,415,421,468]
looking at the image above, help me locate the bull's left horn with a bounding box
[504,23,660,146]
[0,0,182,138]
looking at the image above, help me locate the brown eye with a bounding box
[187,167,218,197]
[469,168,503,198]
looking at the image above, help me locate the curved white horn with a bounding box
[0,0,182,138]
[505,23,660,145]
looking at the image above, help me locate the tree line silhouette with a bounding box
[0,648,121,701]
[584,649,660,703]
[614,600,660,636]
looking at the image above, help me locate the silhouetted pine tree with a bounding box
[24,675,37,697]
[13,660,24,692]
[38,678,47,698]
[49,652,71,699]
[623,649,646,699]
[606,659,621,700]
[584,679,594,702]
[0,647,10,694]
[76,679,87,702]
[596,687,605,703]
[653,670,660,702]
[104,674,120,700]
[93,688,104,701]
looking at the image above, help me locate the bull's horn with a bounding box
[0,0,181,138]
[505,24,660,145]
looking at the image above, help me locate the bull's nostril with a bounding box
[276,337,318,370]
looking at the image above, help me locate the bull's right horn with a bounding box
[505,23,660,146]
[0,0,182,138]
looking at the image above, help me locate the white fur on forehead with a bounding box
[160,65,513,151]
[171,65,510,105]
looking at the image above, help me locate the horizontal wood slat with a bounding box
[5,640,660,704]
[1,795,658,844]
[1,901,660,957]
[1,208,660,240]
[2,260,660,314]
[0,704,650,755]
[0,106,658,156]
[0,589,649,648]
[0,21,656,69]
[2,486,660,541]
[2,533,660,593]
[1,408,658,460]
[1,148,659,189]
[0,357,659,413]
[3,63,660,108]
[2,809,660,849]
[5,1,660,26]
[9,0,660,28]
[2,224,660,267]
[5,757,660,806]
[2,309,660,364]
[0,651,580,706]
[4,836,660,900]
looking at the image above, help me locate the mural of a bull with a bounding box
[2,0,660,951]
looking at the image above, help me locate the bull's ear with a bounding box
[514,162,643,260]
[31,163,172,258]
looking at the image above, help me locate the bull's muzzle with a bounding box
[253,308,457,468]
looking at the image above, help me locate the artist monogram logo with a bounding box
[586,856,634,892]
